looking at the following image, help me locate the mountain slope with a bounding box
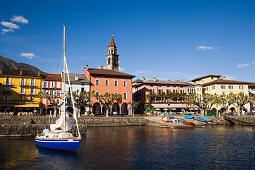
[0,56,43,73]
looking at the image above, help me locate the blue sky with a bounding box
[0,0,254,82]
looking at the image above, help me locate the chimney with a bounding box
[0,69,2,75]
[222,76,226,80]
[85,65,88,70]
[142,76,146,81]
[181,79,183,82]
[19,70,23,75]
[153,77,157,82]
[38,71,41,76]
[100,66,104,69]
[75,75,78,81]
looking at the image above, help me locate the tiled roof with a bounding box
[108,37,117,48]
[203,79,250,86]
[62,73,89,84]
[87,68,135,78]
[191,74,221,82]
[43,74,61,81]
[133,79,143,83]
[0,68,43,77]
[133,79,190,87]
[248,83,255,88]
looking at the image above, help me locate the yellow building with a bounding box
[0,69,43,113]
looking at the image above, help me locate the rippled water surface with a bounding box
[1,126,255,169]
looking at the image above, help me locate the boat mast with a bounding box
[63,25,66,132]
[63,25,81,137]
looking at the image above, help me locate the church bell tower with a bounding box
[106,35,119,71]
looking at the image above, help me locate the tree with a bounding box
[69,90,94,117]
[229,93,250,116]
[129,100,140,117]
[39,92,63,117]
[97,93,122,117]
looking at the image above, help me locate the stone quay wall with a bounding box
[0,116,146,136]
[224,116,255,125]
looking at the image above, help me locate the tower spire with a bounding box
[106,35,119,71]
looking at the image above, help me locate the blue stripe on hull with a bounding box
[35,139,81,151]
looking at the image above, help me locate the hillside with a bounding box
[0,56,43,73]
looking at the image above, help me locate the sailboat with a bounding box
[35,25,81,151]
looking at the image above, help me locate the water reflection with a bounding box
[0,126,255,169]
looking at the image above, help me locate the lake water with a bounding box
[1,126,255,169]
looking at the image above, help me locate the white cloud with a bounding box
[197,46,220,50]
[237,61,255,68]
[119,67,124,71]
[21,52,36,59]
[0,21,20,29]
[10,15,29,24]
[1,28,14,34]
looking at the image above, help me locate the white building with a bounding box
[62,73,90,115]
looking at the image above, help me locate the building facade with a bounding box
[84,36,135,115]
[41,74,62,115]
[0,69,43,113]
[62,73,90,114]
[132,77,190,113]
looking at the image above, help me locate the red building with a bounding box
[41,74,62,115]
[84,36,135,115]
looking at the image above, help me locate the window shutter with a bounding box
[34,79,36,86]
[4,78,6,85]
[20,78,22,85]
[24,79,26,86]
[29,88,31,94]
[19,87,21,94]
[9,78,12,85]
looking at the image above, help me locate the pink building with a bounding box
[132,77,190,113]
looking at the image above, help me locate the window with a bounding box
[222,92,225,95]
[20,78,26,86]
[114,92,118,95]
[30,79,36,86]
[5,77,11,85]
[20,87,26,94]
[20,96,24,101]
[158,89,163,94]
[96,79,99,86]
[180,90,184,93]
[114,80,118,86]
[123,80,126,86]
[159,85,162,87]
[212,86,215,90]
[150,89,154,93]
[57,82,61,88]
[229,85,233,89]
[30,88,35,95]
[81,88,84,92]
[57,90,61,96]
[167,89,171,93]
[173,85,176,87]
[173,89,177,93]
[50,81,55,88]
[105,91,109,95]
[166,85,170,87]
[3,96,11,101]
[123,92,127,99]
[150,85,153,87]
[50,90,54,95]
[239,85,243,89]
[30,97,34,101]
[105,79,108,86]
[43,82,48,88]
[180,85,183,88]
[221,85,226,89]
[42,89,47,95]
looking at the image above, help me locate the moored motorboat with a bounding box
[181,121,195,126]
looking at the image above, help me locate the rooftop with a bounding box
[108,36,117,48]
[191,74,221,82]
[43,73,61,81]
[133,78,190,87]
[86,68,135,78]
[203,79,250,86]
[0,68,43,78]
[62,73,89,84]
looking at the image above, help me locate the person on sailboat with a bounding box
[42,126,49,135]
